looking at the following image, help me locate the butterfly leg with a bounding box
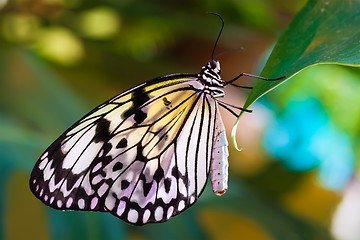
[216,99,252,114]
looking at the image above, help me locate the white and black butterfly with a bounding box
[29,13,283,225]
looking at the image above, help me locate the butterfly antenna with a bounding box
[207,12,224,60]
[214,47,244,59]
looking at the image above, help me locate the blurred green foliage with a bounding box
[1,0,359,239]
[244,0,360,108]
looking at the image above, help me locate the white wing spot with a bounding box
[98,149,104,157]
[93,162,102,173]
[32,179,36,184]
[116,201,126,217]
[91,197,98,210]
[44,195,48,201]
[92,175,102,185]
[39,189,44,197]
[50,196,55,204]
[143,209,151,223]
[190,196,195,204]
[40,152,48,160]
[97,182,109,197]
[167,206,174,219]
[154,206,163,221]
[57,200,63,208]
[105,195,116,211]
[128,209,139,223]
[66,198,73,208]
[35,185,39,192]
[78,199,85,209]
[178,200,185,211]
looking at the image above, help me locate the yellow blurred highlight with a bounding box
[199,209,273,240]
[0,0,7,9]
[129,232,148,240]
[281,173,341,224]
[36,27,84,65]
[78,7,120,40]
[5,172,50,240]
[1,13,41,42]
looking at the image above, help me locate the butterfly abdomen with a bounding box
[210,109,229,195]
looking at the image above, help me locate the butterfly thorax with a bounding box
[198,60,225,98]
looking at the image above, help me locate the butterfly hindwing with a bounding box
[89,83,218,225]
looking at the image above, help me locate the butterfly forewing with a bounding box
[29,75,198,212]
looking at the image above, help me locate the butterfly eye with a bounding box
[209,60,217,69]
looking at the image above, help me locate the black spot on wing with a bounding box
[153,167,164,183]
[121,180,130,190]
[171,166,179,178]
[116,138,127,148]
[134,110,147,124]
[121,87,150,124]
[102,142,112,155]
[143,181,153,197]
[162,97,172,109]
[100,170,106,177]
[94,118,111,143]
[164,178,171,193]
[112,162,123,171]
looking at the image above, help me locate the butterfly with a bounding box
[29,13,284,226]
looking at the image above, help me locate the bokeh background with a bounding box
[1,0,359,239]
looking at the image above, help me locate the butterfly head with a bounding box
[200,59,223,85]
[209,59,221,74]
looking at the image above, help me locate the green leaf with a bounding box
[232,0,360,148]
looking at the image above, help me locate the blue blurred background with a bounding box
[1,0,359,239]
